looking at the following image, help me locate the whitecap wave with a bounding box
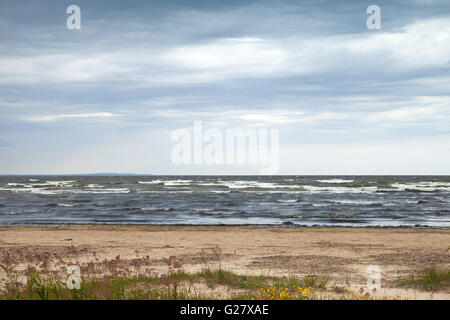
[221,181,299,189]
[316,179,354,183]
[137,190,194,193]
[0,187,64,195]
[138,180,164,184]
[87,184,103,188]
[141,207,173,212]
[164,180,193,186]
[302,186,377,194]
[45,180,75,186]
[391,182,450,192]
[7,183,30,187]
[79,188,130,194]
[312,203,330,207]
[192,208,235,215]
[330,200,381,205]
[382,199,420,206]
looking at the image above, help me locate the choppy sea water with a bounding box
[0,176,449,228]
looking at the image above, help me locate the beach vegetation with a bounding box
[0,244,414,300]
[396,268,450,292]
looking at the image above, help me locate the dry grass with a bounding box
[0,244,415,300]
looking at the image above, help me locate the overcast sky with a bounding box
[0,0,449,175]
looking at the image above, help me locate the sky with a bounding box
[0,0,449,175]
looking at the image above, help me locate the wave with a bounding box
[138,180,164,184]
[7,183,32,187]
[164,180,193,186]
[330,200,382,205]
[0,187,130,194]
[76,188,130,194]
[391,183,450,192]
[0,187,65,195]
[282,214,303,219]
[7,182,69,188]
[311,199,421,207]
[197,182,224,187]
[312,203,330,207]
[1,211,25,215]
[316,179,354,183]
[220,181,299,189]
[416,182,450,187]
[87,184,103,188]
[137,190,194,194]
[436,197,450,203]
[276,199,298,203]
[330,212,360,218]
[5,181,75,189]
[382,200,420,207]
[302,186,377,193]
[44,180,75,187]
[46,180,75,183]
[42,203,77,207]
[192,208,238,215]
[141,207,173,212]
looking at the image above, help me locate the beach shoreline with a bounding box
[0,225,449,299]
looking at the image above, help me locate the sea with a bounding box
[0,176,449,228]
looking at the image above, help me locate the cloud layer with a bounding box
[0,0,449,174]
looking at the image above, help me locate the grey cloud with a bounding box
[0,0,449,173]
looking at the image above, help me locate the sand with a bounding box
[0,225,449,299]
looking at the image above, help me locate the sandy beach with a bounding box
[0,225,448,299]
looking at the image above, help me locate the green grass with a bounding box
[396,268,450,292]
[4,266,438,300]
[1,273,203,300]
[330,284,347,294]
[0,269,332,300]
[197,269,275,289]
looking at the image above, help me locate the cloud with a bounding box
[163,37,289,75]
[1,17,449,86]
[24,112,118,122]
[365,96,450,123]
[140,95,449,128]
[1,1,449,174]
[162,17,450,82]
[0,54,134,84]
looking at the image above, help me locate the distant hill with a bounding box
[78,173,144,176]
